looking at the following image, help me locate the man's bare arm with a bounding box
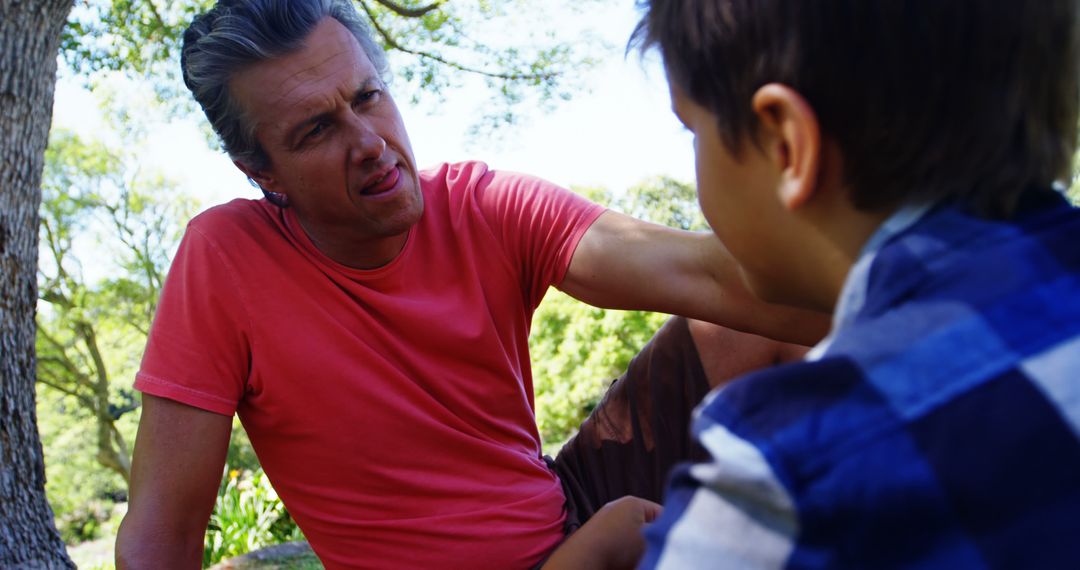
[560,211,829,346]
[116,394,232,569]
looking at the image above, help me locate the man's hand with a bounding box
[542,496,662,570]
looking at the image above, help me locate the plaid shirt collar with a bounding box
[807,201,935,361]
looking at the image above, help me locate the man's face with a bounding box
[231,17,423,266]
[669,83,803,305]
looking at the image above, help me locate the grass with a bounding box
[70,537,323,570]
[206,541,322,570]
[230,551,323,570]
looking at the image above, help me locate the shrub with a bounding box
[203,468,304,568]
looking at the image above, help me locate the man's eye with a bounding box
[305,121,329,140]
[356,89,382,105]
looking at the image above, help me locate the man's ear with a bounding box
[233,160,277,194]
[751,84,822,211]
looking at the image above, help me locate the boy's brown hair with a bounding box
[632,0,1080,217]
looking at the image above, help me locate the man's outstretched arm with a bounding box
[560,210,830,346]
[116,394,232,569]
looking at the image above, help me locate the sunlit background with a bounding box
[52,1,694,212]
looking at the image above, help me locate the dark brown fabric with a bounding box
[549,316,711,533]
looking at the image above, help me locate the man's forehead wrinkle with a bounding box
[233,19,374,144]
[268,17,368,106]
[270,46,357,109]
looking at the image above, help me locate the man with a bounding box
[115,1,824,567]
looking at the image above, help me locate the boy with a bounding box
[547,0,1080,567]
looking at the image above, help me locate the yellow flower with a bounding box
[229,469,240,480]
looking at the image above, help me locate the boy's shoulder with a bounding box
[696,338,1080,568]
[696,195,1080,566]
[821,189,1080,392]
[853,194,1079,372]
[705,189,1080,478]
[699,305,1080,567]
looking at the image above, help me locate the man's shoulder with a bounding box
[177,198,288,265]
[188,197,277,236]
[419,161,491,193]
[419,160,565,199]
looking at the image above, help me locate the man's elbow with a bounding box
[115,510,206,569]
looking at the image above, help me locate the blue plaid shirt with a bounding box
[642,188,1080,569]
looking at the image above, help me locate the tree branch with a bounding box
[40,287,71,309]
[369,0,444,18]
[103,198,165,328]
[76,321,111,389]
[39,214,82,308]
[37,326,96,392]
[36,375,98,411]
[143,0,167,30]
[108,423,133,482]
[359,0,558,82]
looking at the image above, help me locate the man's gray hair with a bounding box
[181,0,388,176]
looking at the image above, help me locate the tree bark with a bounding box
[0,0,78,567]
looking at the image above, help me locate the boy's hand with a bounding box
[542,496,662,570]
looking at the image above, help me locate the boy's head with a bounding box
[633,0,1079,216]
[632,0,1080,308]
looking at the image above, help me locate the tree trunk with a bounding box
[0,0,78,567]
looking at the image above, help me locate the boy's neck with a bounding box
[826,201,938,335]
[801,200,896,314]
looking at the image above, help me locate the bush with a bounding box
[203,468,304,568]
[531,291,667,450]
[37,388,131,544]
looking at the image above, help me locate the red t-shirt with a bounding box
[135,161,606,568]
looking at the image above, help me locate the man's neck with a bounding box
[296,215,410,270]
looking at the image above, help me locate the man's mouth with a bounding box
[360,165,401,196]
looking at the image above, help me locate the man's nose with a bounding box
[346,116,386,163]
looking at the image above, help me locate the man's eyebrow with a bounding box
[284,77,384,145]
[350,77,384,104]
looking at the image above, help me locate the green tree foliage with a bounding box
[60,0,607,129]
[35,389,129,545]
[36,128,194,541]
[531,177,706,449]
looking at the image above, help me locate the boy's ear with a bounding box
[233,160,278,194]
[751,84,822,211]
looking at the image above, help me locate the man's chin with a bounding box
[384,191,424,235]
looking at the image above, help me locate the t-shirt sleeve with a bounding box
[134,223,252,416]
[471,167,606,309]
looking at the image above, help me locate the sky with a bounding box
[50,1,697,213]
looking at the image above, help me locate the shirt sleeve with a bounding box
[470,167,606,309]
[640,394,799,569]
[134,222,252,416]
